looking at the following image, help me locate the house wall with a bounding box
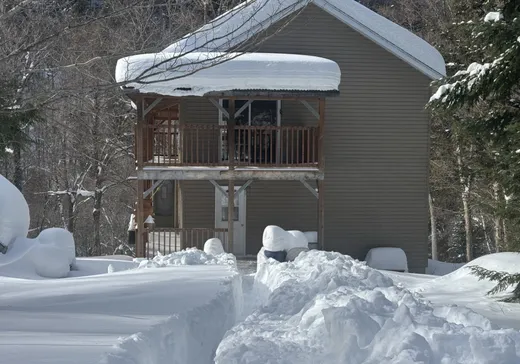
[176,4,431,271]
[255,4,431,272]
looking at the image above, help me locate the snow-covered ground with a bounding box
[0,252,242,364]
[1,243,520,363]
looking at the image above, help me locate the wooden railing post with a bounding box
[227,99,235,253]
[318,98,326,170]
[136,98,145,258]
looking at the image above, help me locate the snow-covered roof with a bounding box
[115,52,341,97]
[163,0,446,80]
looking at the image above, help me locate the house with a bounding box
[116,0,445,272]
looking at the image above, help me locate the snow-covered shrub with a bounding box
[30,240,71,278]
[262,225,292,252]
[287,230,309,250]
[0,174,30,248]
[37,228,76,266]
[204,238,225,256]
[365,247,408,272]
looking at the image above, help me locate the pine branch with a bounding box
[470,265,520,298]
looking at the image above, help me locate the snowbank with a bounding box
[426,259,465,276]
[115,52,341,97]
[365,247,408,272]
[103,266,243,364]
[0,174,30,247]
[215,251,520,363]
[137,247,236,268]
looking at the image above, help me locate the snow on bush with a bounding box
[0,174,30,247]
[287,230,309,249]
[262,225,292,252]
[215,251,520,363]
[204,238,225,256]
[137,248,236,268]
[365,247,408,272]
[37,228,76,266]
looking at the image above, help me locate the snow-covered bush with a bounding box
[0,174,30,248]
[204,238,225,256]
[262,225,292,252]
[365,247,408,272]
[37,228,76,266]
[138,248,236,268]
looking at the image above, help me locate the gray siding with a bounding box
[256,4,431,272]
[176,4,431,271]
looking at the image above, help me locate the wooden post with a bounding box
[136,98,146,258]
[318,98,326,170]
[318,179,325,250]
[227,99,235,253]
[318,98,326,250]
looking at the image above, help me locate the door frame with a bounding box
[214,185,247,256]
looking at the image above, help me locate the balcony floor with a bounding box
[138,165,322,181]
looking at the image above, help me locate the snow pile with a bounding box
[204,238,225,256]
[426,259,465,276]
[137,247,236,268]
[261,226,309,263]
[0,174,30,247]
[103,267,243,364]
[116,52,341,97]
[0,174,77,279]
[215,251,520,363]
[365,247,408,272]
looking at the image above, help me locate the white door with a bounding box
[215,186,246,256]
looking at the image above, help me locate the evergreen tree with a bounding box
[430,0,520,301]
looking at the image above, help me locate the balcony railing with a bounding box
[141,122,319,168]
[146,227,229,258]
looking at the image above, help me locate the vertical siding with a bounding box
[256,4,431,272]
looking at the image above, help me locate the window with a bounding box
[222,100,278,126]
[220,193,239,221]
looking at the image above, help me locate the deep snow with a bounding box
[115,52,341,96]
[0,252,241,364]
[216,251,520,364]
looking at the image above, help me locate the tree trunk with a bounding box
[13,131,23,191]
[493,182,503,253]
[93,191,102,256]
[462,188,473,261]
[429,192,438,260]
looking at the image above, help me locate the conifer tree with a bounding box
[430,0,520,301]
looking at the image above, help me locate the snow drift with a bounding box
[0,174,77,279]
[215,251,520,363]
[136,247,236,268]
[0,174,30,247]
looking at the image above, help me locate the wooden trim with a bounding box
[300,179,318,199]
[317,179,325,250]
[228,180,235,253]
[318,98,326,171]
[135,98,145,257]
[204,90,340,98]
[144,97,163,117]
[137,168,324,181]
[300,100,320,120]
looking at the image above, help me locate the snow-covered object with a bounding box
[365,247,408,272]
[116,52,341,97]
[0,174,30,247]
[204,238,225,256]
[287,230,309,250]
[215,251,520,363]
[262,225,293,252]
[257,247,268,266]
[426,259,465,276]
[162,0,445,79]
[37,228,76,266]
[484,11,503,23]
[137,247,236,268]
[303,231,318,243]
[30,241,71,279]
[286,247,308,261]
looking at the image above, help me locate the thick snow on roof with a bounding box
[163,0,446,79]
[115,52,341,96]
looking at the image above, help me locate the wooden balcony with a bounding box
[141,122,319,168]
